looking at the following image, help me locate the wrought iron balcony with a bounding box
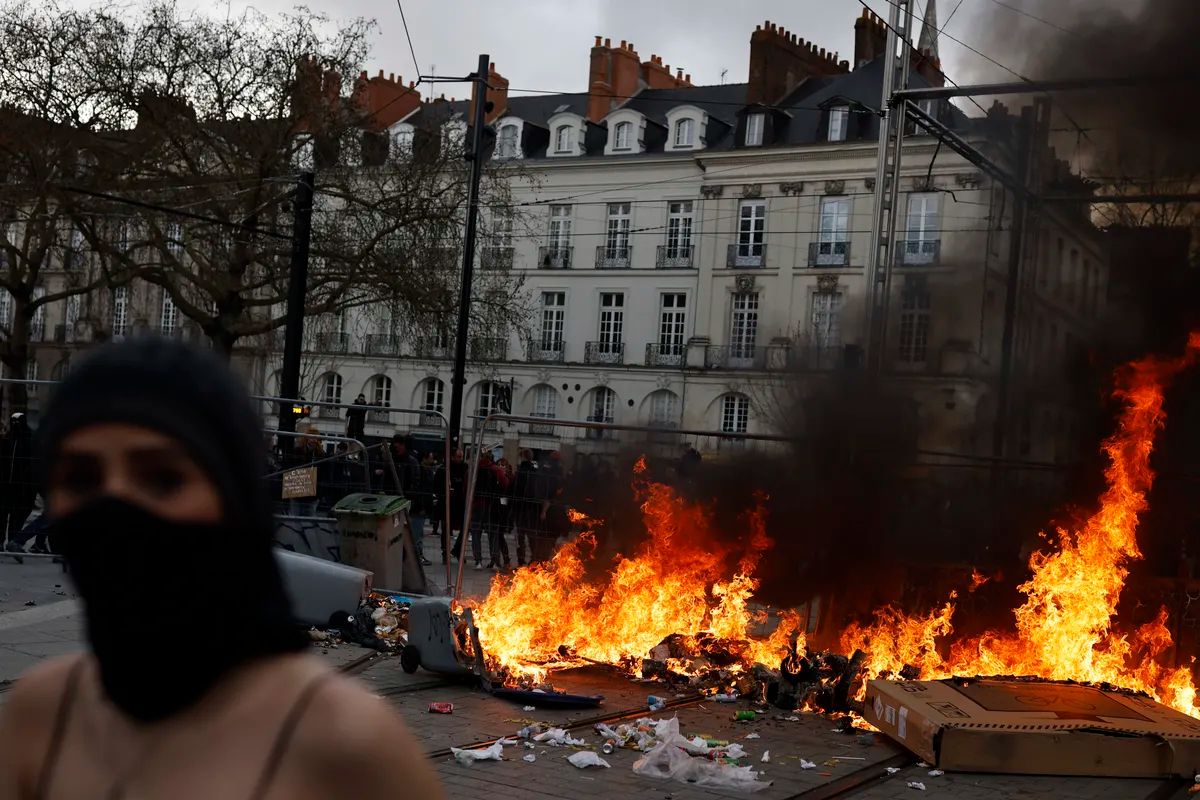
[362,333,400,356]
[527,412,557,436]
[595,246,632,269]
[315,331,349,353]
[418,410,444,428]
[645,343,686,367]
[413,336,453,360]
[527,341,565,363]
[316,404,343,420]
[727,243,766,268]
[704,344,769,370]
[367,408,392,423]
[895,239,941,266]
[656,245,694,269]
[585,341,624,365]
[538,246,573,269]
[470,337,507,362]
[808,240,850,267]
[787,345,846,371]
[481,247,515,270]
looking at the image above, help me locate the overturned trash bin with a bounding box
[332,493,427,595]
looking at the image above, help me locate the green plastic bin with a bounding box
[332,493,422,592]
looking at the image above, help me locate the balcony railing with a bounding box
[787,345,846,371]
[364,333,401,356]
[585,341,625,365]
[538,246,572,269]
[367,407,392,423]
[584,414,616,439]
[895,239,941,266]
[527,412,557,436]
[317,404,343,420]
[808,240,850,267]
[470,337,507,362]
[705,344,769,370]
[645,343,686,367]
[595,246,632,269]
[527,341,565,363]
[414,337,453,360]
[418,411,444,428]
[727,243,766,268]
[481,247,514,270]
[315,331,349,353]
[656,245,694,269]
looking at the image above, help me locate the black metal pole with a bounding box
[278,170,315,437]
[992,107,1036,458]
[446,54,490,448]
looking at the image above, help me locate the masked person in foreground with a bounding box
[0,339,445,800]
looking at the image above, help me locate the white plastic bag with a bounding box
[567,751,610,769]
[533,728,586,747]
[760,751,770,764]
[907,781,926,791]
[523,754,536,763]
[632,725,771,793]
[451,741,504,766]
[800,759,816,770]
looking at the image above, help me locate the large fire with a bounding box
[471,333,1200,717]
[842,332,1200,716]
[472,459,803,683]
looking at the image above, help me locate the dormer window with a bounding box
[745,114,764,146]
[674,118,694,148]
[614,121,632,151]
[828,106,849,142]
[555,125,572,154]
[498,124,519,158]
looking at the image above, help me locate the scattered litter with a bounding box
[533,728,586,747]
[567,751,610,769]
[523,754,536,763]
[497,738,516,747]
[713,693,739,703]
[760,751,770,764]
[823,760,840,767]
[800,760,816,770]
[451,741,504,766]
[524,742,534,749]
[886,767,902,775]
[743,733,760,740]
[907,782,926,791]
[631,716,770,792]
[818,772,832,777]
[23,600,35,607]
[783,716,800,722]
[308,628,329,642]
[917,761,931,768]
[928,769,944,777]
[523,706,536,712]
[428,703,453,714]
[649,695,666,712]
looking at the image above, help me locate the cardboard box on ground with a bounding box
[865,678,1200,778]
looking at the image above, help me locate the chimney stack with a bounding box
[471,61,509,123]
[746,19,848,105]
[352,69,422,131]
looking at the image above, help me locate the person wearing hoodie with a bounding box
[0,337,443,800]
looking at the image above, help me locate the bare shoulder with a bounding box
[292,662,445,799]
[0,655,89,799]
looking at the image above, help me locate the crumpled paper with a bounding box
[760,751,770,763]
[523,754,536,763]
[800,759,816,770]
[533,728,586,747]
[452,741,505,766]
[567,751,611,769]
[907,781,926,791]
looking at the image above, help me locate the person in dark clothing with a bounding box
[1,412,37,550]
[0,336,444,799]
[410,451,435,566]
[441,449,468,562]
[345,393,368,441]
[470,452,511,571]
[541,451,569,541]
[513,449,554,566]
[285,430,332,517]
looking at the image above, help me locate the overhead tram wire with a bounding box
[56,185,293,240]
[395,0,422,88]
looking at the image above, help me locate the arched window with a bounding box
[591,386,615,423]
[321,373,343,405]
[370,375,392,406]
[477,381,504,416]
[648,389,679,427]
[531,384,558,418]
[720,393,750,434]
[423,378,445,412]
[674,118,694,147]
[613,121,632,150]
[498,124,519,157]
[555,125,572,153]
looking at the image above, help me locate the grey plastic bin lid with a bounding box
[332,493,410,516]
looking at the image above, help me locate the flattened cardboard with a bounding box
[863,678,1200,778]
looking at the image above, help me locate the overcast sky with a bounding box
[190,0,1089,103]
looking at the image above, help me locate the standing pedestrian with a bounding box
[0,336,444,799]
[439,449,468,562]
[0,412,36,550]
[513,449,554,566]
[286,430,327,518]
[345,393,367,441]
[470,452,510,571]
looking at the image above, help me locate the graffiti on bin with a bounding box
[275,517,340,563]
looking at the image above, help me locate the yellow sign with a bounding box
[282,466,318,499]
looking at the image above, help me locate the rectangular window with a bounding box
[112,286,128,337]
[424,379,444,412]
[828,107,849,141]
[540,291,565,351]
[498,124,519,158]
[0,289,11,329]
[548,205,572,248]
[811,291,843,351]
[160,288,177,336]
[721,394,750,434]
[533,384,557,418]
[604,202,631,254]
[598,292,624,353]
[898,289,931,364]
[555,125,572,154]
[814,198,849,266]
[67,227,85,269]
[591,386,615,421]
[372,376,393,406]
[322,374,343,405]
[737,200,766,260]
[730,292,759,360]
[650,391,677,424]
[745,113,764,146]
[614,122,631,150]
[666,201,693,257]
[674,118,694,147]
[168,222,183,258]
[659,293,687,355]
[902,193,939,264]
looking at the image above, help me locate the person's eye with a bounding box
[143,468,185,496]
[58,464,102,495]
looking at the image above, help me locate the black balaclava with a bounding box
[38,337,306,722]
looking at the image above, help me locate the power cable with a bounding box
[395,0,422,89]
[981,0,1077,38]
[57,185,293,240]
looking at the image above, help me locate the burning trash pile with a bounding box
[469,462,805,691]
[316,592,412,652]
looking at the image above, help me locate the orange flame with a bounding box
[471,461,803,682]
[842,332,1200,716]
